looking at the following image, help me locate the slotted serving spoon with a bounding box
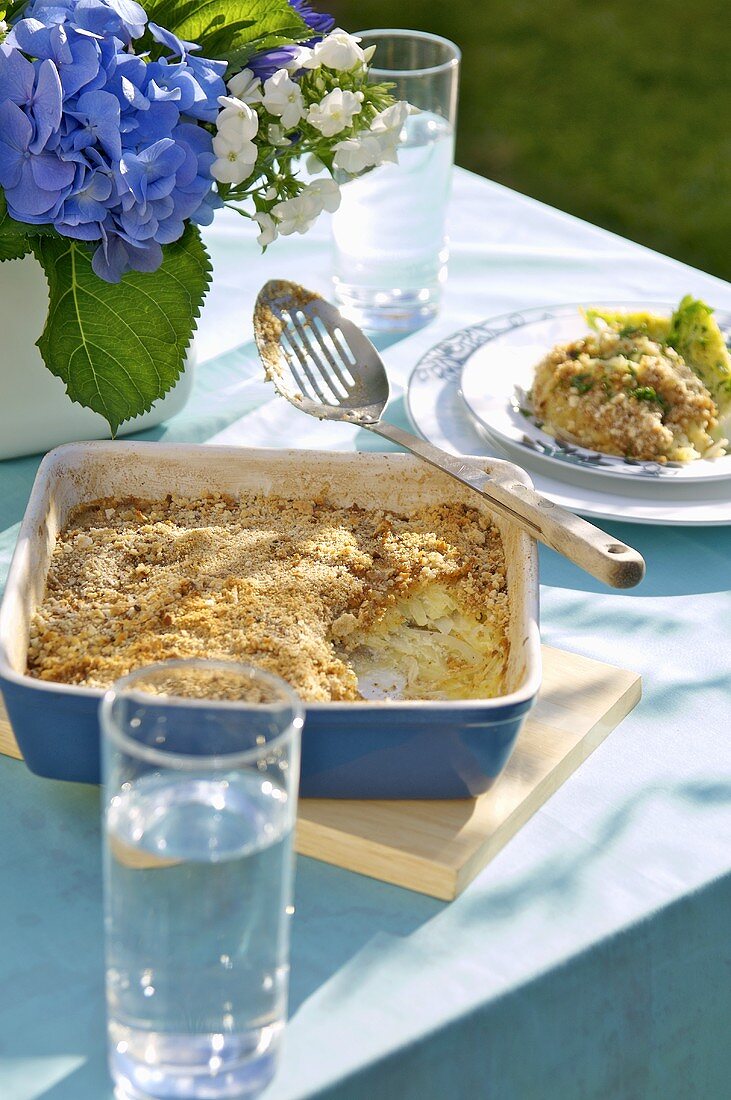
[253,280,645,589]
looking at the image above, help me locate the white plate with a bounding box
[459,303,731,484]
[406,309,731,526]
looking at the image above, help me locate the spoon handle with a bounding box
[366,421,645,589]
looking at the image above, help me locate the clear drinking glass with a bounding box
[331,29,460,332]
[100,659,303,1100]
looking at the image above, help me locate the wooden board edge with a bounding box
[542,642,636,679]
[295,817,457,901]
[0,695,21,761]
[453,672,642,895]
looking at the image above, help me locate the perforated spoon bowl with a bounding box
[254,280,645,589]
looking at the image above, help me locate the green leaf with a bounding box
[32,227,211,434]
[142,0,308,62]
[0,192,24,238]
[0,194,31,261]
[2,0,28,22]
[0,235,31,262]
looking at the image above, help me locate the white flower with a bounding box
[213,95,259,182]
[226,68,262,103]
[267,123,291,147]
[212,127,255,157]
[371,100,412,136]
[304,177,341,214]
[211,142,257,185]
[271,192,320,236]
[212,130,235,156]
[301,28,366,72]
[332,132,384,174]
[306,88,363,137]
[370,100,412,162]
[262,69,304,129]
[254,212,278,246]
[371,101,411,133]
[332,101,412,174]
[215,96,259,143]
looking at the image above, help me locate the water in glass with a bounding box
[332,110,454,329]
[105,768,294,1099]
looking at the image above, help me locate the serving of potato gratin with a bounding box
[530,297,731,463]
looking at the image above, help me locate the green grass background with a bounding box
[329,0,731,281]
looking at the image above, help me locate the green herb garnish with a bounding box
[629,386,669,414]
[571,373,594,394]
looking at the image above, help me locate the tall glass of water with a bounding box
[331,29,460,332]
[100,659,303,1100]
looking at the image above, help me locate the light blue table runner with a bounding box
[1,170,729,1100]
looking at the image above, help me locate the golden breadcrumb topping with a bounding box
[27,492,509,701]
[532,329,720,462]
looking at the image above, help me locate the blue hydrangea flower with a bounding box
[0,52,64,152]
[0,99,75,216]
[67,89,122,160]
[145,58,212,116]
[60,167,113,227]
[8,20,102,97]
[0,48,37,106]
[92,232,163,282]
[118,138,186,204]
[173,121,222,226]
[184,54,228,121]
[147,20,200,58]
[0,0,227,281]
[21,0,147,44]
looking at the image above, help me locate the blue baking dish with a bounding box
[0,442,541,796]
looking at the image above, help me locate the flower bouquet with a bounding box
[0,0,406,433]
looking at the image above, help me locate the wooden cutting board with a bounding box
[0,645,640,900]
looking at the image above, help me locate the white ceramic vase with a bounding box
[0,253,195,460]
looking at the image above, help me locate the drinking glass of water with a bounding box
[331,29,460,332]
[100,659,303,1100]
